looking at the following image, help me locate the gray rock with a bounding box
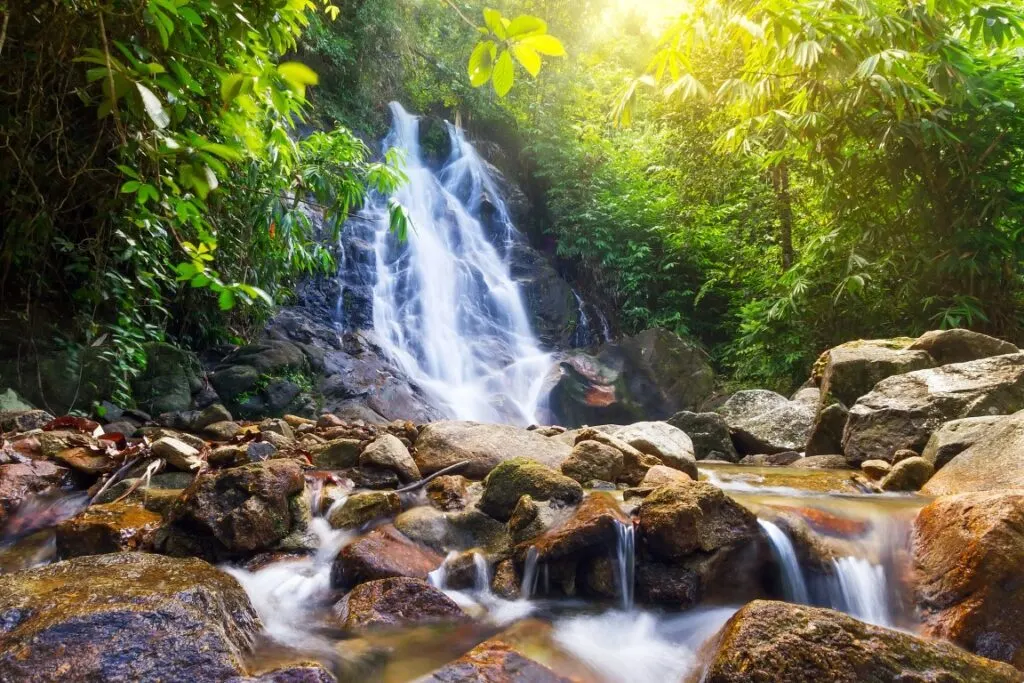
[739,451,802,467]
[924,409,1024,495]
[921,415,1006,470]
[194,404,232,430]
[816,338,934,408]
[792,455,851,469]
[909,328,1019,366]
[804,402,849,456]
[359,434,420,483]
[667,411,739,462]
[0,388,33,412]
[131,343,204,416]
[414,421,572,480]
[0,409,55,432]
[718,390,815,455]
[610,421,697,477]
[203,420,242,441]
[151,437,202,471]
[844,353,1024,463]
[246,442,277,462]
[309,438,362,469]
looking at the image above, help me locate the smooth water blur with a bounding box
[758,518,810,604]
[363,103,552,425]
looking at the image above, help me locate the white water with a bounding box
[829,556,892,627]
[758,519,810,604]
[364,103,552,425]
[614,521,636,610]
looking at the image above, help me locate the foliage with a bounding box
[466,7,566,96]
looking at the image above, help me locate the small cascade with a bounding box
[614,520,636,610]
[520,546,540,599]
[758,519,810,604]
[570,290,613,348]
[472,550,491,594]
[828,556,892,627]
[428,550,459,589]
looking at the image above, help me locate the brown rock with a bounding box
[332,577,463,630]
[701,600,1020,683]
[308,438,362,469]
[879,456,933,491]
[641,465,693,486]
[51,447,116,476]
[413,421,572,480]
[0,460,72,528]
[560,440,623,484]
[861,460,891,480]
[525,492,630,564]
[491,558,520,599]
[55,501,161,558]
[619,449,663,486]
[331,525,443,590]
[426,475,471,511]
[478,458,583,522]
[327,491,401,530]
[913,491,1024,668]
[359,434,420,483]
[420,634,573,683]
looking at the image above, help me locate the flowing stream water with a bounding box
[354,103,552,425]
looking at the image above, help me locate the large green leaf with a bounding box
[512,43,542,77]
[519,34,566,57]
[469,41,497,87]
[483,8,506,39]
[492,50,514,96]
[506,15,546,37]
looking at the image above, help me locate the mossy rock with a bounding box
[478,457,583,522]
[132,342,203,415]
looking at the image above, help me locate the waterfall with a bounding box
[521,546,540,598]
[357,103,552,425]
[828,556,892,627]
[614,520,635,610]
[758,519,810,604]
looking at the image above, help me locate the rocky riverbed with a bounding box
[2,327,1024,681]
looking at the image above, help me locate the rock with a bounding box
[844,353,1024,463]
[240,663,337,682]
[879,456,934,491]
[159,460,306,560]
[525,492,630,563]
[132,342,204,415]
[478,458,584,522]
[892,448,918,463]
[359,434,420,483]
[246,441,277,462]
[641,464,694,486]
[51,446,116,476]
[55,501,162,558]
[815,338,934,407]
[804,402,849,456]
[510,242,578,348]
[152,436,203,471]
[393,506,450,552]
[922,415,1006,470]
[332,577,464,630]
[0,408,54,432]
[701,600,1020,683]
[204,420,242,441]
[924,410,1024,495]
[0,552,260,682]
[259,418,294,439]
[341,466,400,490]
[413,421,572,480]
[0,388,33,412]
[861,460,892,480]
[195,403,233,430]
[308,438,362,469]
[284,414,316,428]
[491,559,520,599]
[909,328,1019,366]
[331,525,444,590]
[739,451,802,467]
[637,482,758,561]
[419,636,573,683]
[0,460,72,528]
[328,491,401,529]
[330,400,390,425]
[619,449,663,486]
[791,455,851,469]
[210,445,248,467]
[718,390,815,454]
[426,475,471,511]
[913,491,1024,668]
[666,411,739,462]
[560,440,623,484]
[610,421,697,477]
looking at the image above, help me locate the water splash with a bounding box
[758,519,810,604]
[614,520,635,610]
[359,103,552,424]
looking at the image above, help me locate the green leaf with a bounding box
[468,41,497,87]
[506,15,546,37]
[483,8,506,39]
[519,34,566,57]
[236,284,274,305]
[120,181,141,193]
[492,50,514,97]
[278,61,319,96]
[136,83,170,129]
[512,43,542,77]
[220,73,245,105]
[218,288,235,310]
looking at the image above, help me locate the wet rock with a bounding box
[426,475,471,511]
[641,464,694,486]
[815,338,934,407]
[909,328,1019,366]
[914,491,1024,669]
[666,410,739,462]
[308,438,362,469]
[860,460,891,480]
[491,558,520,599]
[0,409,54,432]
[55,501,161,558]
[237,663,337,682]
[879,456,933,491]
[246,441,277,462]
[924,408,1024,495]
[610,421,697,477]
[159,460,306,560]
[478,458,583,522]
[739,451,802,467]
[804,402,849,456]
[359,434,420,483]
[210,445,248,467]
[638,482,759,561]
[331,525,444,590]
[414,421,572,480]
[51,446,116,476]
[332,577,464,630]
[419,631,573,683]
[525,492,630,563]
[701,600,1020,683]
[204,420,243,441]
[0,552,260,682]
[560,440,623,484]
[922,415,1005,470]
[619,448,663,486]
[328,491,401,529]
[152,436,203,471]
[0,460,72,528]
[843,353,1024,463]
[791,454,851,469]
[718,390,815,455]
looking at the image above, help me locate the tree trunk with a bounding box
[772,163,795,270]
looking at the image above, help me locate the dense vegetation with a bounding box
[2,0,1023,408]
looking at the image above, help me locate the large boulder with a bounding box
[132,342,204,415]
[666,411,739,462]
[921,415,1006,470]
[547,328,714,427]
[913,491,1024,669]
[331,525,444,590]
[210,340,315,419]
[560,439,623,484]
[157,460,307,560]
[609,421,697,476]
[909,328,1019,366]
[413,421,572,480]
[804,402,849,456]
[717,390,815,455]
[331,577,464,630]
[844,353,1024,464]
[814,338,933,408]
[700,600,1020,683]
[924,411,1024,495]
[509,242,577,348]
[0,552,260,682]
[478,458,583,522]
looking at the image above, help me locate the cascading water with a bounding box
[360,103,552,425]
[758,519,810,605]
[614,520,636,610]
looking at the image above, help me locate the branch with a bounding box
[438,0,478,31]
